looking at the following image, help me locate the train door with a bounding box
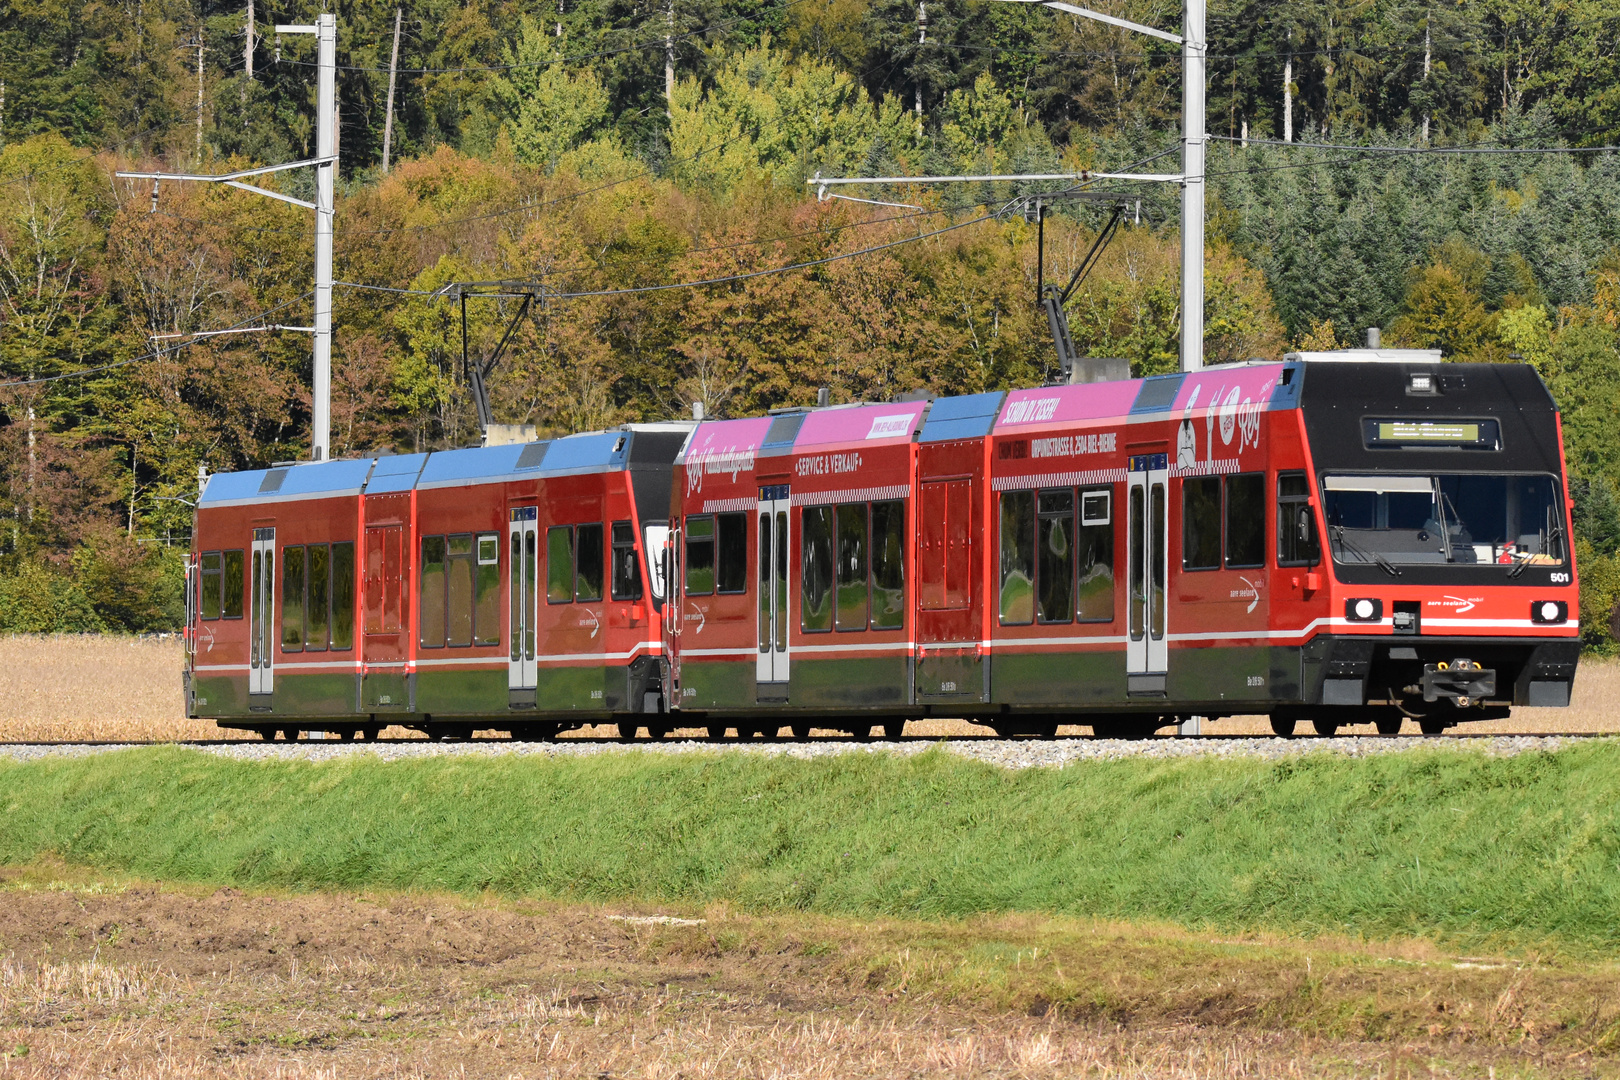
[1126,452,1169,690]
[248,527,275,696]
[508,506,538,691]
[360,498,410,711]
[756,483,790,697]
[915,448,983,702]
[661,523,682,700]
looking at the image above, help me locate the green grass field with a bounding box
[3,744,1618,953]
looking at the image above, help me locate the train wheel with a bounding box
[705,724,727,741]
[617,721,638,741]
[257,728,275,741]
[426,727,445,742]
[851,725,872,742]
[280,728,300,742]
[1375,715,1402,736]
[340,729,357,742]
[646,724,669,740]
[1038,721,1059,740]
[880,721,904,741]
[1312,718,1339,737]
[364,726,382,741]
[791,723,812,740]
[1268,715,1297,737]
[1418,717,1448,736]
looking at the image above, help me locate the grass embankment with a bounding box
[4,744,1620,953]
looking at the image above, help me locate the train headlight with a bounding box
[1531,600,1568,624]
[1345,598,1383,622]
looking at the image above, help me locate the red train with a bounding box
[185,355,1581,739]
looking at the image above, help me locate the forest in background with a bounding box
[5,0,1620,647]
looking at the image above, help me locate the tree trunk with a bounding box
[664,0,675,114]
[915,1,926,117]
[1282,40,1293,143]
[243,0,254,103]
[1422,17,1432,142]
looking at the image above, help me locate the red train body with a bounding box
[185,357,1580,739]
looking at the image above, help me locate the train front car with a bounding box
[1287,356,1579,734]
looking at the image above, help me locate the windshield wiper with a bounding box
[1507,523,1564,578]
[1331,526,1402,577]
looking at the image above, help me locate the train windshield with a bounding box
[1321,474,1566,570]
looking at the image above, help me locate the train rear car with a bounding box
[187,425,689,739]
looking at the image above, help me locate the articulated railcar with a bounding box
[186,425,691,739]
[186,354,1581,740]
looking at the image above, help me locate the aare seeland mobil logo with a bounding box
[1430,596,1483,614]
[684,444,756,496]
[1230,576,1262,615]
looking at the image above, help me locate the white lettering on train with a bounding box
[1029,432,1118,458]
[866,414,913,439]
[685,445,756,495]
[796,452,863,477]
[1002,396,1061,424]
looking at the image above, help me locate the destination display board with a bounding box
[1363,417,1501,450]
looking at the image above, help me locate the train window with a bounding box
[836,503,869,631]
[446,534,475,647]
[1077,486,1116,622]
[223,549,245,619]
[1277,473,1319,566]
[420,535,447,647]
[331,542,354,649]
[1182,477,1222,571]
[547,526,574,603]
[474,534,500,645]
[1151,485,1167,637]
[999,491,1035,625]
[685,515,715,595]
[199,551,222,620]
[717,513,748,594]
[576,523,604,602]
[282,545,306,651]
[1129,487,1145,641]
[801,506,834,632]
[610,521,642,601]
[1225,474,1266,568]
[870,500,905,630]
[1037,489,1074,624]
[306,544,330,652]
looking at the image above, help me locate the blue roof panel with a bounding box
[277,458,374,497]
[538,431,627,475]
[199,458,373,505]
[199,468,271,505]
[918,391,1004,443]
[416,443,531,486]
[365,452,429,494]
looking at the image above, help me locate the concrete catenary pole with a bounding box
[382,8,401,173]
[313,12,336,461]
[1179,0,1205,373]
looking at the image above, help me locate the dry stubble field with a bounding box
[0,634,1613,742]
[4,860,1620,1079]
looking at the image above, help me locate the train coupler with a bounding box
[1414,659,1496,707]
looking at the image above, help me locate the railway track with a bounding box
[0,732,1605,768]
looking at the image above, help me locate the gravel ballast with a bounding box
[0,734,1594,767]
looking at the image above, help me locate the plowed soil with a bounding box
[3,863,1619,1078]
